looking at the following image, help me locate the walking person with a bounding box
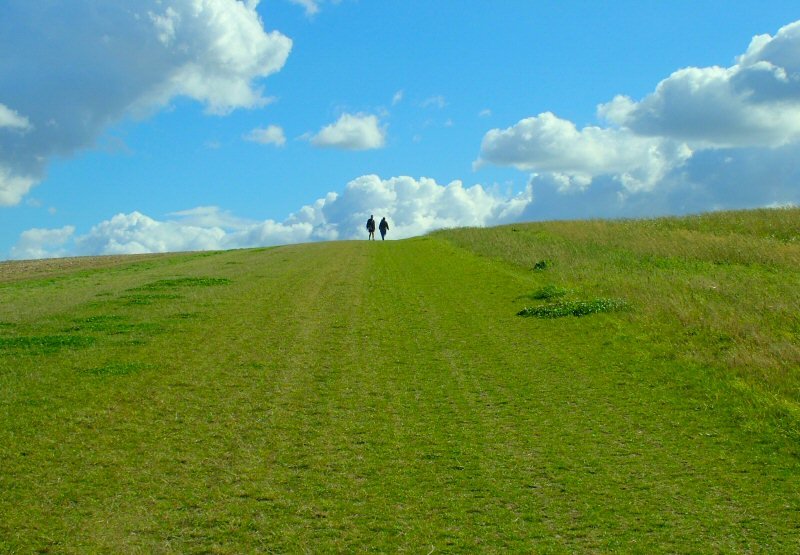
[366,215,376,240]
[378,217,389,240]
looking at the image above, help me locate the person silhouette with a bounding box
[378,217,389,240]
[366,215,376,240]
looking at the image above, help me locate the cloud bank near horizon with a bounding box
[6,14,800,260]
[0,0,291,207]
[10,175,532,259]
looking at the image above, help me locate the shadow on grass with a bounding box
[83,362,151,377]
[0,335,95,355]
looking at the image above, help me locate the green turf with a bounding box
[1,208,799,552]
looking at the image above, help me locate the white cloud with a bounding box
[136,1,292,115]
[477,112,692,192]
[16,156,800,260]
[0,1,292,205]
[289,0,320,16]
[311,175,531,238]
[286,0,341,17]
[0,166,37,207]
[149,7,180,46]
[75,212,227,256]
[11,175,533,258]
[167,206,255,229]
[421,95,447,109]
[0,103,31,130]
[519,143,800,222]
[0,103,36,205]
[598,20,800,148]
[392,90,404,106]
[310,113,386,150]
[244,124,286,146]
[477,19,800,218]
[11,226,75,260]
[479,109,492,118]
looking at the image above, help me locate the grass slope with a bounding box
[1,209,799,552]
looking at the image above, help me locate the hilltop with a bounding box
[1,208,799,552]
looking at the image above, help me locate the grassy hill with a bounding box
[1,208,799,552]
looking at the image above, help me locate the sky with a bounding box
[2,1,800,260]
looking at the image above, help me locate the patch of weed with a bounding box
[532,259,551,271]
[67,315,165,337]
[529,284,568,300]
[83,362,150,377]
[70,315,126,331]
[121,293,182,306]
[130,277,231,291]
[125,339,148,346]
[0,335,95,354]
[187,251,222,259]
[5,277,59,290]
[171,312,200,320]
[518,298,629,318]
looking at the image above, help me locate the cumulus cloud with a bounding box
[22,158,797,261]
[310,113,386,150]
[71,212,227,256]
[598,20,800,148]
[10,226,75,260]
[312,175,531,238]
[0,103,31,130]
[10,175,533,259]
[244,124,286,146]
[0,0,292,205]
[477,112,692,192]
[0,167,37,206]
[520,144,800,222]
[477,19,800,216]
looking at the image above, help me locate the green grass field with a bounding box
[1,208,799,552]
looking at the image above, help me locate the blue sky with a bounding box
[2,0,799,259]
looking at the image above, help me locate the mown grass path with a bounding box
[1,234,799,552]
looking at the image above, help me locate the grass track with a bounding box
[1,216,800,552]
